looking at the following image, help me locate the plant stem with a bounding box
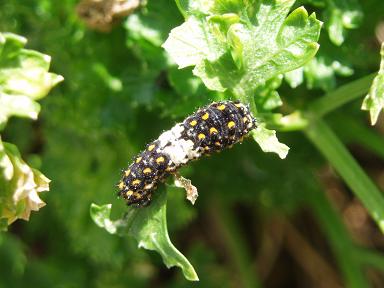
[308,183,368,288]
[331,113,384,160]
[307,73,376,117]
[304,118,384,233]
[209,197,262,288]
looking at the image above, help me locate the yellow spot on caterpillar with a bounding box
[228,121,235,129]
[148,144,155,151]
[243,116,248,123]
[235,103,243,108]
[124,169,131,177]
[132,179,141,186]
[215,141,221,146]
[202,112,209,120]
[156,156,165,164]
[118,181,125,190]
[190,120,197,126]
[126,190,134,197]
[198,133,206,140]
[210,127,218,134]
[133,192,141,199]
[143,167,152,174]
[136,157,142,163]
[217,104,226,110]
[204,146,210,151]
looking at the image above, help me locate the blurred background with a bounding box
[1,0,384,287]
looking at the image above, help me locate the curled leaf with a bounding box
[173,173,198,205]
[251,124,289,159]
[0,141,49,227]
[90,190,199,281]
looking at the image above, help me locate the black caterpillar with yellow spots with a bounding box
[117,100,257,206]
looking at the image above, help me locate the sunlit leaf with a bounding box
[162,16,225,69]
[0,32,60,228]
[0,137,13,181]
[0,32,63,127]
[254,76,283,111]
[0,93,40,129]
[362,42,384,125]
[164,1,322,99]
[251,124,289,159]
[0,142,49,228]
[284,67,304,88]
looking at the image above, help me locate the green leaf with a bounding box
[0,32,63,127]
[90,190,199,281]
[303,0,363,45]
[284,67,304,88]
[0,93,40,129]
[284,35,355,91]
[251,124,289,159]
[124,0,182,71]
[174,0,239,16]
[254,76,283,111]
[90,204,120,234]
[0,137,13,181]
[303,55,353,91]
[164,1,322,98]
[125,0,183,47]
[362,42,384,125]
[324,0,363,46]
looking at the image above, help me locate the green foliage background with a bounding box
[1,0,384,287]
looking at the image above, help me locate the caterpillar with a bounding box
[117,100,257,206]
